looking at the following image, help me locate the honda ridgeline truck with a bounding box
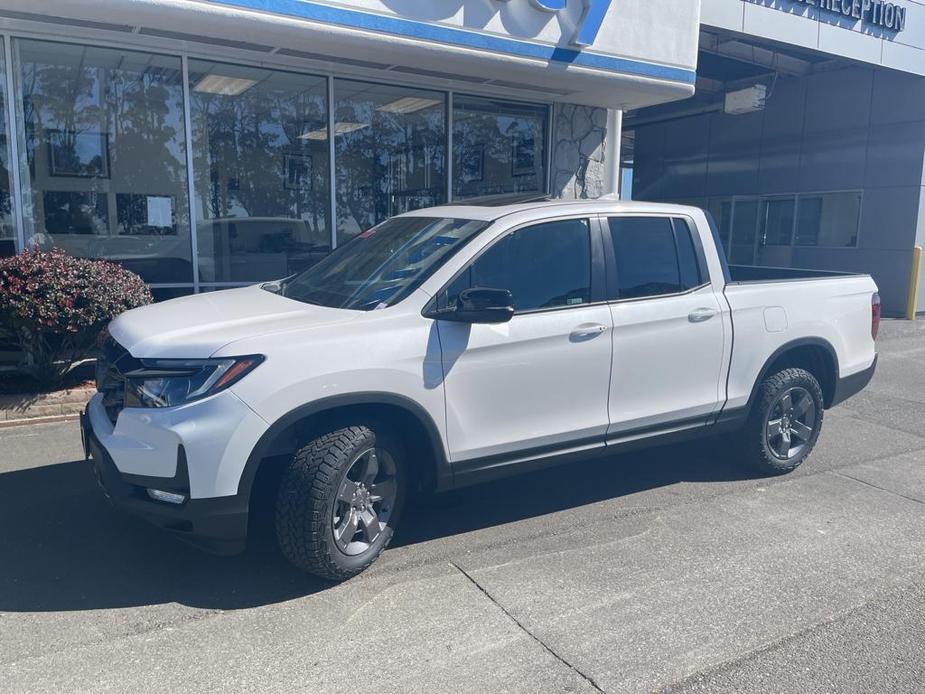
[81,199,880,580]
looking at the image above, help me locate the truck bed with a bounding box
[728,264,858,284]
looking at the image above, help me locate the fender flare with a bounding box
[236,392,451,501]
[744,337,840,413]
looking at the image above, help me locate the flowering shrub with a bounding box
[0,249,152,388]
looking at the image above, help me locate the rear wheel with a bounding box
[738,367,824,475]
[275,425,406,580]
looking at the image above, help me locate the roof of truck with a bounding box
[400,195,703,222]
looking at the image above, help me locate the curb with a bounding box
[0,387,94,424]
[0,412,83,429]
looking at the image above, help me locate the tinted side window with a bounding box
[673,218,703,289]
[608,216,681,299]
[447,218,591,312]
[607,216,704,300]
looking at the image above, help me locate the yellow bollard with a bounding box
[907,245,923,321]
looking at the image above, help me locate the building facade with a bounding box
[0,0,923,314]
[629,0,925,315]
[0,0,697,299]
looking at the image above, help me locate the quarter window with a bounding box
[446,218,592,312]
[608,216,702,300]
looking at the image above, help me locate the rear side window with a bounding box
[607,216,702,300]
[446,218,592,312]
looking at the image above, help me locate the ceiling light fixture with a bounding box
[192,74,258,96]
[299,122,370,140]
[376,96,442,114]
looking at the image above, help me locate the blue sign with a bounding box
[499,0,614,47]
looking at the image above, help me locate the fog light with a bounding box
[147,488,187,505]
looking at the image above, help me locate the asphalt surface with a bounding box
[1,320,924,693]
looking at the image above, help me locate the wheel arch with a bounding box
[747,337,840,412]
[239,393,450,510]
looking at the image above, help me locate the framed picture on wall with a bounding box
[511,134,536,177]
[47,129,110,179]
[42,190,109,235]
[284,153,313,191]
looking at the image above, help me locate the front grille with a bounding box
[95,336,138,425]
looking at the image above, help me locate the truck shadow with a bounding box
[0,438,760,614]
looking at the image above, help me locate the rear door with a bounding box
[603,215,727,437]
[435,216,614,463]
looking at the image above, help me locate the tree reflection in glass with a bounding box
[453,95,547,200]
[334,80,446,243]
[15,40,191,283]
[189,61,331,283]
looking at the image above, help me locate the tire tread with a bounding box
[275,426,388,581]
[740,367,824,475]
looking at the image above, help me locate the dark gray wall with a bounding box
[633,65,925,315]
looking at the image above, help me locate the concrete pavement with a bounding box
[1,320,924,693]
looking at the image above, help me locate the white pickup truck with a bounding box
[81,199,880,580]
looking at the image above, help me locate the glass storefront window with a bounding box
[334,80,446,243]
[0,38,15,257]
[795,192,861,247]
[453,95,548,200]
[188,60,331,283]
[14,40,191,283]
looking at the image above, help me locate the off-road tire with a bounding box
[738,367,824,475]
[275,425,405,581]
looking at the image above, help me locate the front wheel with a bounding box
[275,425,406,581]
[738,367,824,475]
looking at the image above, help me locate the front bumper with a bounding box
[81,409,249,555]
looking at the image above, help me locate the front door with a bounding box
[603,215,727,436]
[435,217,613,463]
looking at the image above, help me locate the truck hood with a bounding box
[108,285,359,359]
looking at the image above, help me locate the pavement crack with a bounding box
[832,470,925,506]
[449,561,606,693]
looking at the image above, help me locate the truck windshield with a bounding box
[278,216,490,310]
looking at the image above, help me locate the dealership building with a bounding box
[0,0,922,314]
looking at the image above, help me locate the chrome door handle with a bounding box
[688,307,718,323]
[570,323,609,338]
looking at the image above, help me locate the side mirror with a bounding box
[437,287,514,324]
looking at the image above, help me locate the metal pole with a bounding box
[327,75,337,249]
[545,102,553,196]
[180,55,201,292]
[604,108,622,198]
[446,91,453,204]
[3,35,26,252]
[907,245,923,320]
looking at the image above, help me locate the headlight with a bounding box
[124,355,264,408]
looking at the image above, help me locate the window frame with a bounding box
[707,190,864,262]
[424,212,608,318]
[601,213,712,304]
